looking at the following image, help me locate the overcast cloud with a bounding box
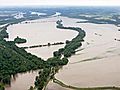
[0,0,120,6]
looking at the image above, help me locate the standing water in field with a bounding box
[5,16,120,90]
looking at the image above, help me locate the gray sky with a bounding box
[1,0,120,6]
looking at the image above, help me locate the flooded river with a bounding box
[6,16,120,90]
[5,16,77,90]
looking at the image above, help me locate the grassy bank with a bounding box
[53,78,120,90]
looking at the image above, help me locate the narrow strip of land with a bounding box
[53,78,120,90]
[22,42,64,49]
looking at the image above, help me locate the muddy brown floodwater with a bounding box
[6,16,120,90]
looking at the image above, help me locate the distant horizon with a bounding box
[0,5,120,8]
[0,0,120,7]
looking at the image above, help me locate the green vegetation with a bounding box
[34,67,56,90]
[33,20,86,90]
[0,7,120,90]
[33,57,68,90]
[0,25,45,86]
[55,20,86,57]
[0,38,45,85]
[0,18,25,25]
[68,14,120,26]
[0,24,9,38]
[0,20,69,90]
[14,36,27,44]
[46,57,68,67]
[0,83,5,90]
[23,42,64,49]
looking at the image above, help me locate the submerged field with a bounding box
[4,16,120,90]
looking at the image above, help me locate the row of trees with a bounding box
[34,57,68,90]
[55,20,86,57]
[23,42,64,49]
[33,20,86,90]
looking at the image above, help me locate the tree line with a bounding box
[32,20,86,90]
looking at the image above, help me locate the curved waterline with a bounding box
[53,78,120,90]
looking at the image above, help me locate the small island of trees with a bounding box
[14,36,27,44]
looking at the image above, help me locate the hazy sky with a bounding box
[1,0,120,6]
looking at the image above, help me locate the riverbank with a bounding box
[53,78,120,90]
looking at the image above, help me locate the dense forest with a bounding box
[0,25,46,90]
[0,37,45,84]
